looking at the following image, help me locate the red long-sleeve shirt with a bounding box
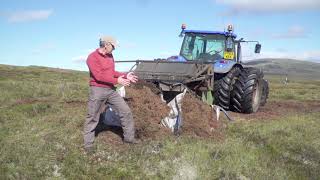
[86,49,126,88]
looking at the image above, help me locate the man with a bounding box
[84,36,139,153]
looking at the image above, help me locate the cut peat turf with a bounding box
[97,82,223,145]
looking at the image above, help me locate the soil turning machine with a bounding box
[131,24,269,113]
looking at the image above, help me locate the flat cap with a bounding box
[100,36,118,47]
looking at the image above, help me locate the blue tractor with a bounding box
[133,24,269,113]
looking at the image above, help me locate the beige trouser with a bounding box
[83,86,135,148]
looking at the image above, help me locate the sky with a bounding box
[0,0,320,71]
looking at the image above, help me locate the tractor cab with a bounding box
[179,30,237,62]
[180,26,237,62]
[174,24,261,74]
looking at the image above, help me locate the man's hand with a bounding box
[117,75,131,86]
[126,72,138,83]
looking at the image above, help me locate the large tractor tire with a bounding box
[260,79,269,106]
[213,67,241,110]
[231,67,263,113]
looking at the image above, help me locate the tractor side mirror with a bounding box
[255,44,261,53]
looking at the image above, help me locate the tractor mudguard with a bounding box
[167,55,186,62]
[214,60,242,73]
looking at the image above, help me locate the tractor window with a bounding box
[180,33,226,61]
[205,39,225,60]
[180,34,204,60]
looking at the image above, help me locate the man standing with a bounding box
[84,36,139,153]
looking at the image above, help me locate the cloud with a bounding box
[242,48,320,62]
[3,9,53,23]
[72,55,87,63]
[300,50,320,62]
[272,25,308,39]
[216,0,320,16]
[72,49,95,63]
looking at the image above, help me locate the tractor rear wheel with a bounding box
[213,67,241,110]
[231,67,263,113]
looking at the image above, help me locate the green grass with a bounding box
[266,75,320,101]
[1,64,320,179]
[0,65,88,106]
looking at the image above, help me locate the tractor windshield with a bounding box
[180,33,227,61]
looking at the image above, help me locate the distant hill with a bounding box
[243,58,320,79]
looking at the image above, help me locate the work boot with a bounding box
[123,138,141,144]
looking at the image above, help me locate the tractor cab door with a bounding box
[180,34,205,61]
[204,38,225,60]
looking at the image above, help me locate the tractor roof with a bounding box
[183,30,237,38]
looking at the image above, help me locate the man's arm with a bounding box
[87,56,118,85]
[114,71,127,78]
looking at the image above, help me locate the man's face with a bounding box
[104,43,115,54]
